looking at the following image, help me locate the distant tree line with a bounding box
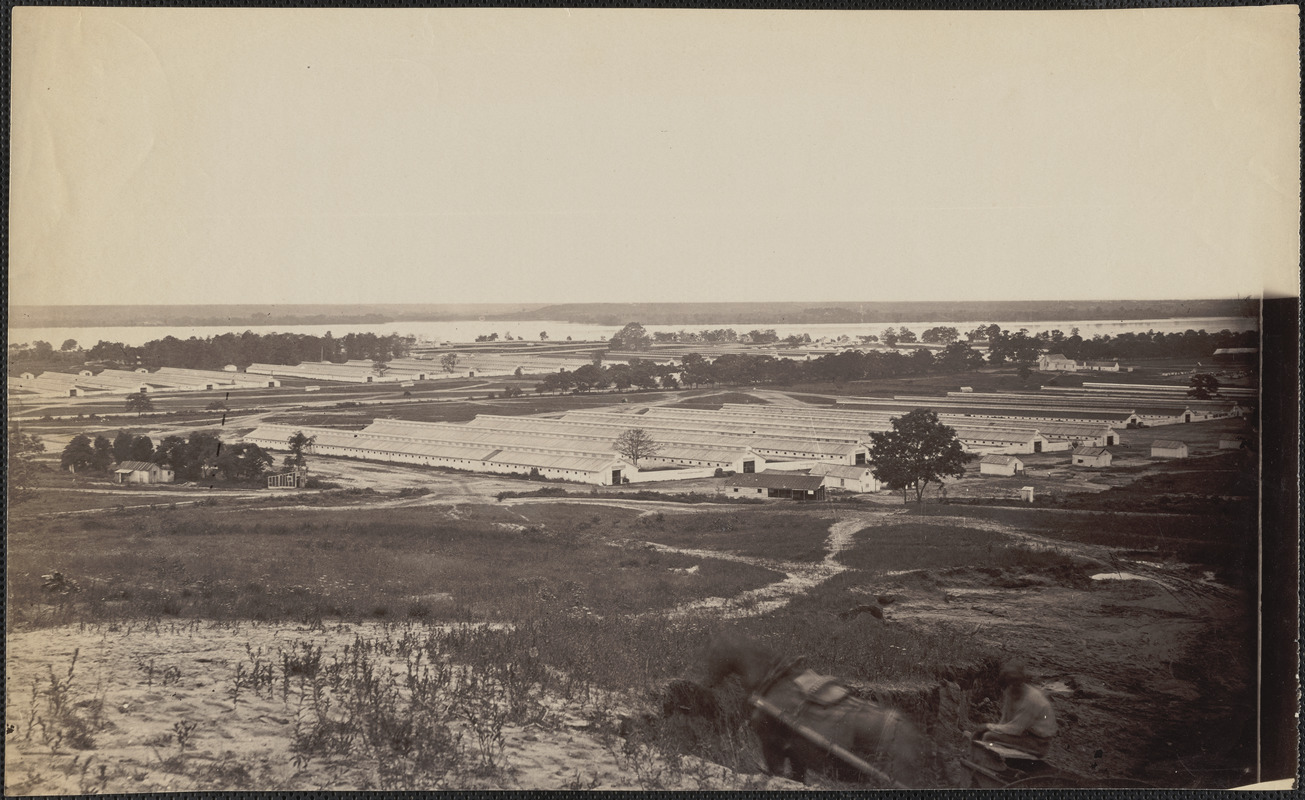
[535,325,1257,393]
[957,325,1255,362]
[536,344,988,393]
[10,325,1254,380]
[9,331,413,374]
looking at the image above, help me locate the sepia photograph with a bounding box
[6,6,1300,792]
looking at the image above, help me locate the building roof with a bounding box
[1072,447,1110,457]
[1041,353,1071,361]
[1084,360,1119,367]
[725,473,825,491]
[1150,440,1188,450]
[808,463,874,480]
[980,455,1023,466]
[115,461,159,472]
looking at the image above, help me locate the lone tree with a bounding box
[614,428,661,468]
[868,408,972,503]
[609,322,652,351]
[125,392,154,416]
[440,353,460,373]
[284,430,315,470]
[1188,373,1221,400]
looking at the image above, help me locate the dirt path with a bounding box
[647,510,905,619]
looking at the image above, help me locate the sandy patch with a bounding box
[5,622,797,794]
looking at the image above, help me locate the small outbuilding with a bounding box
[808,463,882,493]
[1071,447,1112,468]
[725,473,827,502]
[1037,353,1079,372]
[1150,440,1189,459]
[113,461,175,484]
[979,454,1025,476]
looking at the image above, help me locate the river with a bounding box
[9,316,1256,348]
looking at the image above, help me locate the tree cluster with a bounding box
[530,342,989,394]
[962,325,1256,362]
[534,358,673,393]
[59,429,272,482]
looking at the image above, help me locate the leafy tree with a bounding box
[921,326,960,344]
[129,435,154,462]
[572,364,605,393]
[628,359,661,390]
[60,339,79,351]
[113,430,135,462]
[216,442,273,480]
[539,331,548,341]
[868,409,972,503]
[609,366,633,392]
[609,322,652,351]
[680,353,714,387]
[614,428,661,468]
[881,327,900,347]
[660,374,680,389]
[936,342,986,372]
[285,431,315,470]
[440,353,459,373]
[91,435,114,471]
[897,327,919,344]
[11,428,46,500]
[1188,373,1221,400]
[61,434,96,473]
[514,367,524,377]
[125,392,154,415]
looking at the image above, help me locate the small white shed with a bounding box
[113,461,175,484]
[979,454,1024,476]
[1071,447,1112,468]
[808,463,883,493]
[1150,440,1189,459]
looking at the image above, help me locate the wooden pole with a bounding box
[750,694,910,790]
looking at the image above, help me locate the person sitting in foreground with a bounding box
[972,660,1057,758]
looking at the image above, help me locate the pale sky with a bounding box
[9,7,1300,307]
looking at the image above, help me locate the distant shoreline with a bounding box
[9,299,1257,330]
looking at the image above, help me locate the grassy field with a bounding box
[666,392,771,410]
[7,506,782,628]
[909,502,1257,585]
[613,508,835,562]
[837,523,1092,575]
